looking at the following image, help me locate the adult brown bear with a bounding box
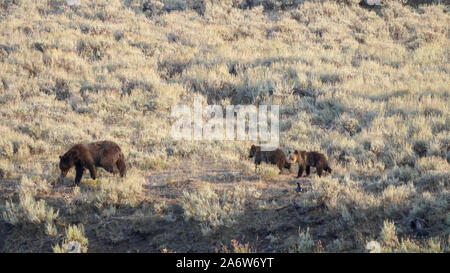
[289,150,332,178]
[59,141,126,185]
[248,145,292,174]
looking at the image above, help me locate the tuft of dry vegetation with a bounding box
[0,0,448,252]
[53,224,89,253]
[181,184,261,235]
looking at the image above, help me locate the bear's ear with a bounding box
[59,155,62,159]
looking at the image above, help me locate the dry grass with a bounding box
[0,0,448,252]
[180,183,261,235]
[53,224,89,253]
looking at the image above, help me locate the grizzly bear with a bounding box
[289,150,332,178]
[248,145,292,174]
[59,141,126,185]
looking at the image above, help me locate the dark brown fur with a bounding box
[59,141,126,185]
[248,145,292,174]
[289,150,332,177]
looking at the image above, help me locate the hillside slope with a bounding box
[0,0,449,252]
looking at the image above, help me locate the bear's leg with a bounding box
[297,164,304,178]
[285,161,293,173]
[305,165,311,176]
[75,166,84,186]
[116,157,126,177]
[277,161,284,174]
[317,167,323,177]
[82,155,97,180]
[255,158,261,173]
[87,164,97,180]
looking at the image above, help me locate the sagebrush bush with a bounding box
[3,190,59,226]
[290,228,317,253]
[219,239,254,253]
[53,224,89,253]
[380,220,400,251]
[181,184,261,235]
[380,220,446,253]
[73,169,145,209]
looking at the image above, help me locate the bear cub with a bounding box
[59,140,126,185]
[248,145,292,174]
[289,150,332,177]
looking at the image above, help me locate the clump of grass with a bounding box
[381,184,416,217]
[0,138,14,158]
[380,220,400,251]
[140,157,169,171]
[380,220,445,253]
[339,114,361,136]
[46,221,58,236]
[415,172,448,192]
[180,183,261,235]
[19,175,51,196]
[416,156,448,172]
[143,0,165,17]
[0,159,14,179]
[384,166,417,185]
[290,228,320,253]
[219,239,254,253]
[2,190,59,226]
[53,224,89,253]
[299,175,379,217]
[76,169,145,209]
[257,165,281,180]
[76,37,109,62]
[413,140,429,157]
[397,153,417,168]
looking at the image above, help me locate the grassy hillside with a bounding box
[0,0,449,252]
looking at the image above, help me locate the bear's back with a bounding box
[270,148,287,164]
[307,151,328,165]
[88,141,121,152]
[88,141,122,162]
[66,143,90,157]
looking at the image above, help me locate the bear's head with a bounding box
[248,145,261,158]
[289,150,300,164]
[59,151,75,177]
